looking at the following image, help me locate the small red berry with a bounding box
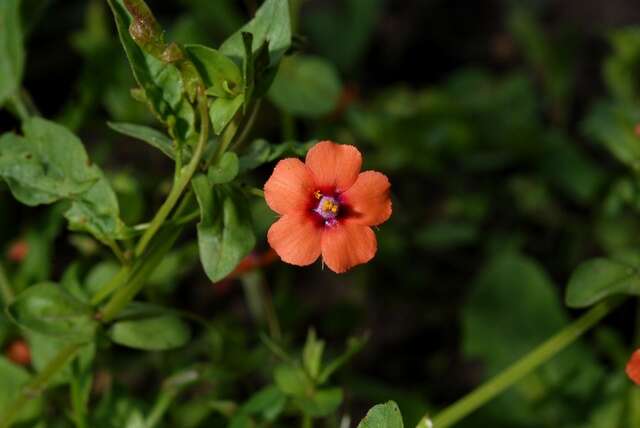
[7,240,29,263]
[6,339,31,366]
[626,349,640,385]
[634,123,640,138]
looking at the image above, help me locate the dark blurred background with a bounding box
[4,1,640,427]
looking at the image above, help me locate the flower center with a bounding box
[313,192,340,224]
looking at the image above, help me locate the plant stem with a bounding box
[145,389,177,428]
[207,116,240,170]
[0,263,14,305]
[229,100,261,152]
[8,91,30,122]
[106,238,127,265]
[302,415,313,428]
[0,343,83,428]
[135,90,209,257]
[419,298,622,428]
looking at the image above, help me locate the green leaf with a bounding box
[566,251,640,308]
[294,388,343,418]
[27,332,95,386]
[107,0,195,141]
[107,121,177,160]
[239,139,316,172]
[0,357,41,423]
[268,55,342,117]
[184,44,242,98]
[0,0,24,107]
[582,100,640,170]
[210,93,244,135]
[357,401,404,428]
[242,386,287,421]
[192,175,256,282]
[604,27,640,102]
[302,328,325,380]
[274,363,311,396]
[0,117,126,241]
[208,151,239,184]
[219,0,291,67]
[108,314,191,351]
[7,283,97,340]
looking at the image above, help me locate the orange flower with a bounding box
[627,349,640,385]
[264,141,391,273]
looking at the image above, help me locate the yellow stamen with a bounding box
[314,190,322,199]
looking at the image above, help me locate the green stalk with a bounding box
[0,263,14,305]
[8,91,30,122]
[0,343,83,428]
[418,298,622,428]
[135,90,209,257]
[144,389,178,428]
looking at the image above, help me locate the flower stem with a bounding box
[0,343,83,428]
[135,90,209,258]
[419,298,622,428]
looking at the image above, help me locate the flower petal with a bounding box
[264,158,316,215]
[321,222,377,273]
[306,141,362,193]
[341,171,392,226]
[268,214,322,266]
[627,349,640,385]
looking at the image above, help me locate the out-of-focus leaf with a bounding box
[274,363,310,396]
[0,0,24,107]
[0,357,41,423]
[7,283,97,340]
[604,27,640,102]
[268,55,342,117]
[27,332,95,386]
[192,175,255,282]
[356,401,404,428]
[566,251,640,308]
[304,0,382,72]
[238,139,315,172]
[303,329,325,380]
[294,388,343,418]
[582,100,640,171]
[108,314,191,351]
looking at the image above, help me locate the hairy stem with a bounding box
[418,298,622,428]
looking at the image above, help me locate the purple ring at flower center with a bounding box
[314,195,340,226]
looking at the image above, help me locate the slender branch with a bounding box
[8,91,30,122]
[0,263,14,305]
[135,89,209,257]
[105,238,127,265]
[419,298,622,428]
[0,343,83,428]
[229,100,261,153]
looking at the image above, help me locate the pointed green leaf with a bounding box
[566,251,640,308]
[357,401,404,428]
[220,0,291,67]
[107,121,176,159]
[192,175,256,282]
